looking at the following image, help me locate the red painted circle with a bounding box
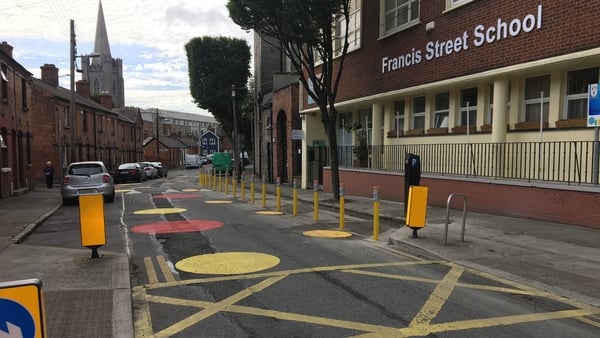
[131,220,223,234]
[153,193,202,199]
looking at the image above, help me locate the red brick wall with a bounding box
[272,84,299,183]
[308,1,600,104]
[323,168,600,230]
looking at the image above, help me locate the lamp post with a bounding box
[156,108,160,162]
[232,85,240,182]
[69,19,100,164]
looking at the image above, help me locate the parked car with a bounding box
[150,161,167,177]
[206,153,213,164]
[114,163,144,183]
[61,161,115,205]
[198,155,208,166]
[138,162,158,179]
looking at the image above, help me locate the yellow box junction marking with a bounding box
[134,259,600,337]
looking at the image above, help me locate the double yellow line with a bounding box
[144,256,176,284]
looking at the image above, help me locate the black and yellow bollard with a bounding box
[313,179,319,221]
[292,178,298,216]
[339,183,345,230]
[373,186,380,240]
[406,185,429,238]
[241,173,246,201]
[232,170,237,198]
[250,174,255,203]
[276,177,281,212]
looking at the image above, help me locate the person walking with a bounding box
[43,161,55,189]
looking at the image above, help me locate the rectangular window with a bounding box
[21,78,28,110]
[358,109,372,145]
[202,138,207,145]
[460,87,477,126]
[524,75,550,122]
[565,67,599,119]
[335,0,361,56]
[412,96,425,129]
[446,0,474,10]
[434,92,449,128]
[83,111,88,131]
[381,0,420,36]
[1,64,8,102]
[393,100,405,131]
[209,138,215,145]
[64,106,70,128]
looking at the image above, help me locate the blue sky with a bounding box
[1,0,253,115]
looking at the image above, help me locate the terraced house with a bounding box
[300,1,600,228]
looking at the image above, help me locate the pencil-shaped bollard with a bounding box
[373,186,380,240]
[313,180,319,221]
[232,170,237,198]
[292,178,298,216]
[212,168,217,191]
[218,172,223,192]
[339,183,345,230]
[225,172,230,195]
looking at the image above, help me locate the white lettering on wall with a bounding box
[381,5,543,74]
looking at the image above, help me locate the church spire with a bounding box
[92,0,111,65]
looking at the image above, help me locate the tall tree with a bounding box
[227,0,351,199]
[185,36,251,147]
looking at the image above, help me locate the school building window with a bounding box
[565,67,599,119]
[524,75,550,122]
[335,0,361,56]
[393,100,405,131]
[412,96,425,129]
[381,0,420,37]
[460,87,477,126]
[446,0,475,10]
[434,92,449,128]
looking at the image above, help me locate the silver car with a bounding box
[61,161,115,205]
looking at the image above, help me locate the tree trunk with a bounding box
[327,122,340,200]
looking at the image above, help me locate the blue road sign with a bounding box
[587,83,600,126]
[0,298,35,337]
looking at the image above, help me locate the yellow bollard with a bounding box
[251,174,255,203]
[261,176,267,208]
[213,169,217,191]
[225,172,230,195]
[198,171,202,186]
[276,177,281,212]
[373,186,380,240]
[339,183,345,230]
[233,170,237,198]
[241,174,246,201]
[292,178,298,216]
[218,173,223,192]
[313,179,319,221]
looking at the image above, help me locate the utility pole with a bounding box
[69,19,77,164]
[156,108,160,162]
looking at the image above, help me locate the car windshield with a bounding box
[69,164,103,175]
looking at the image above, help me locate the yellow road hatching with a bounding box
[134,256,600,337]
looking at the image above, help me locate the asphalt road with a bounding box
[23,169,600,337]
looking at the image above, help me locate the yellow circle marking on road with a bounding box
[303,230,352,238]
[205,200,233,204]
[134,208,187,215]
[115,189,133,193]
[182,188,199,192]
[176,252,280,275]
[255,211,284,215]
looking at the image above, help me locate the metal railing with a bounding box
[307,141,598,186]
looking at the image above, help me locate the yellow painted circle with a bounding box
[182,188,199,192]
[256,211,284,215]
[134,208,187,215]
[205,200,233,204]
[176,252,280,275]
[303,230,352,238]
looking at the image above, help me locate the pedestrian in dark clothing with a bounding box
[43,161,55,189]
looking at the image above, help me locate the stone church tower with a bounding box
[81,0,125,108]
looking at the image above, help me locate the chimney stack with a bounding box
[0,41,13,58]
[99,91,113,109]
[76,80,91,98]
[40,64,59,87]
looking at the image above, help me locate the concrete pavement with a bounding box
[1,177,600,337]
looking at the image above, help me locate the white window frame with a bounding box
[434,92,449,128]
[445,0,475,11]
[565,67,599,120]
[523,75,550,122]
[335,0,361,57]
[460,87,478,126]
[380,0,420,37]
[412,96,425,129]
[393,100,405,131]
